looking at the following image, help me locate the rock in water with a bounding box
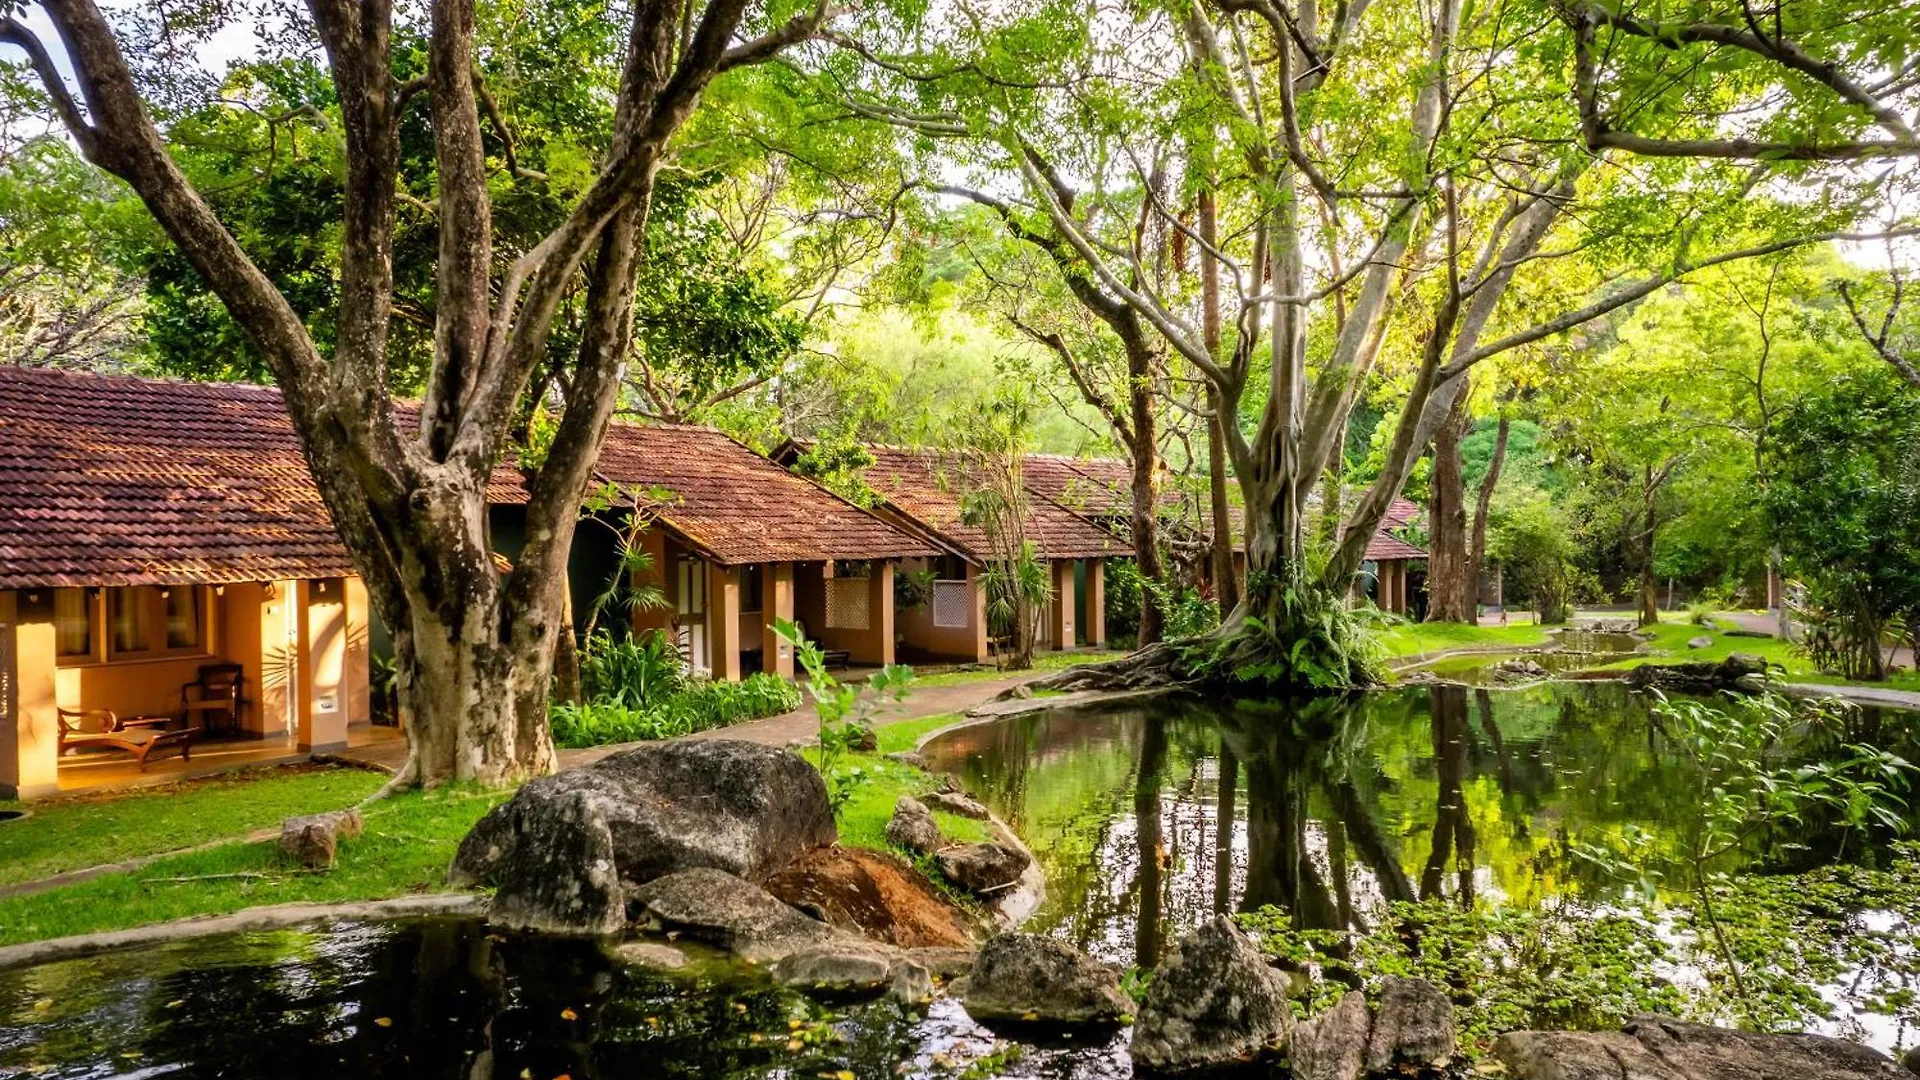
[935,842,1031,895]
[961,933,1131,1028]
[1495,1016,1912,1080]
[448,739,835,934]
[631,867,839,962]
[922,790,991,819]
[1130,916,1293,1073]
[1289,991,1370,1080]
[772,943,896,994]
[884,796,945,855]
[1364,976,1455,1073]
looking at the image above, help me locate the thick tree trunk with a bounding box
[1128,341,1166,647]
[1463,415,1509,626]
[551,581,583,706]
[1425,396,1473,621]
[1638,468,1659,627]
[1198,186,1240,617]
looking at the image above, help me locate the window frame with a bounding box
[56,584,213,667]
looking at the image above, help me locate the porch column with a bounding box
[761,563,794,679]
[1381,563,1399,613]
[344,576,371,725]
[707,562,741,682]
[1087,560,1106,647]
[0,590,60,800]
[1050,559,1077,649]
[296,578,349,754]
[867,561,896,666]
[967,565,990,662]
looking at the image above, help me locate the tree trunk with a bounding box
[1199,186,1240,617]
[1127,339,1166,647]
[551,579,583,706]
[1638,468,1660,627]
[1463,415,1509,627]
[1425,395,1473,621]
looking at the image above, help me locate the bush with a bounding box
[580,630,684,707]
[550,672,801,749]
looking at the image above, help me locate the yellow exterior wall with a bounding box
[1087,560,1106,647]
[759,562,795,679]
[1,590,60,799]
[896,560,989,662]
[298,578,350,752]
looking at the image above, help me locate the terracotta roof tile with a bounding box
[0,366,356,588]
[595,425,938,566]
[852,445,1130,561]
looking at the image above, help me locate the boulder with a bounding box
[1494,1016,1911,1080]
[935,842,1031,895]
[848,723,879,752]
[1130,916,1293,1073]
[279,809,362,870]
[762,846,977,948]
[886,751,932,771]
[630,867,838,962]
[773,942,896,994]
[449,739,835,934]
[1364,976,1455,1074]
[1903,1046,1920,1076]
[1289,991,1370,1080]
[922,791,991,820]
[905,946,977,981]
[884,797,945,855]
[1687,636,1714,649]
[960,932,1131,1028]
[889,958,935,1006]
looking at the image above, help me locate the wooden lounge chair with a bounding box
[57,708,197,771]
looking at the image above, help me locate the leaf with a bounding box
[560,1007,578,1021]
[372,1017,392,1028]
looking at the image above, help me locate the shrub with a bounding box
[579,630,684,707]
[550,672,801,749]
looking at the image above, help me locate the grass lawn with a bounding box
[912,649,1130,688]
[0,784,506,947]
[875,712,970,755]
[1374,619,1551,659]
[0,764,388,889]
[1591,616,1920,692]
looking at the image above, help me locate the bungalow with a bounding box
[775,442,1131,662]
[0,367,374,799]
[490,424,940,680]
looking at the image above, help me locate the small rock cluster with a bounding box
[884,795,1033,900]
[1624,652,1770,694]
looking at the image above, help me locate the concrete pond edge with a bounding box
[0,892,488,972]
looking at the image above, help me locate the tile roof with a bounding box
[851,445,1131,561]
[593,424,939,566]
[0,366,357,588]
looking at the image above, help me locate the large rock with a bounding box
[279,809,362,870]
[630,867,838,962]
[922,791,990,820]
[763,846,977,948]
[960,932,1131,1028]
[935,842,1031,895]
[1495,1016,1911,1080]
[772,942,896,994]
[1364,976,1455,1073]
[449,739,835,934]
[1290,991,1371,1080]
[1624,654,1769,695]
[884,797,945,855]
[1130,916,1293,1073]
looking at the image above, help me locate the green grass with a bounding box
[0,765,388,888]
[805,746,988,852]
[912,650,1130,688]
[875,713,967,754]
[1589,616,1920,692]
[0,784,507,946]
[1374,620,1551,660]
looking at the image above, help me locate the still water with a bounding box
[3,682,1914,1077]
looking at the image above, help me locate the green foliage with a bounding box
[1141,575,1220,640]
[893,567,936,613]
[550,673,800,749]
[1186,573,1386,691]
[1488,494,1586,623]
[790,423,880,507]
[1102,557,1144,645]
[776,619,915,814]
[579,630,686,708]
[1766,368,1920,680]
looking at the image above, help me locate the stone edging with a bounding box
[0,892,487,972]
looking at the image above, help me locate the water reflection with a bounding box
[922,683,1919,963]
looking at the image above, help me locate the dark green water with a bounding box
[3,682,1914,1076]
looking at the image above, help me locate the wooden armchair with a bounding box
[57,708,196,771]
[179,663,247,737]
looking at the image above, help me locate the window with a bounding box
[933,555,967,581]
[165,587,201,649]
[739,566,764,613]
[111,587,150,654]
[54,589,93,658]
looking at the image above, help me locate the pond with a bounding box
[3,683,1915,1077]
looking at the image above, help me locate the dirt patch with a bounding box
[764,846,978,949]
